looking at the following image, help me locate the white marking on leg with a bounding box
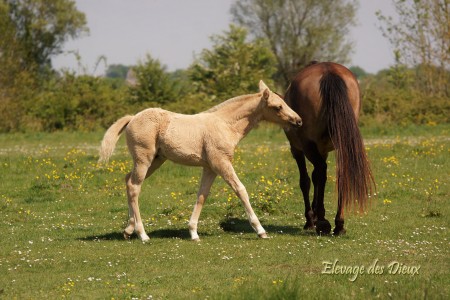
[236,186,267,236]
[189,220,200,241]
[188,168,216,241]
[216,161,267,238]
[125,162,150,242]
[124,173,135,237]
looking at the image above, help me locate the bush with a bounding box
[23,72,129,131]
[359,67,449,127]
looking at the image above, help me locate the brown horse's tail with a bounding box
[98,115,134,163]
[320,72,375,213]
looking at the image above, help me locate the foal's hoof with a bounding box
[123,231,132,240]
[258,232,269,239]
[316,220,332,235]
[192,238,201,242]
[140,234,150,243]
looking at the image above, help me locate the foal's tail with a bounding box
[320,72,375,213]
[98,115,134,163]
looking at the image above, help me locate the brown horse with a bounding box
[284,62,375,235]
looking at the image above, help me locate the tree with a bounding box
[377,0,449,96]
[231,0,358,87]
[349,66,369,79]
[4,0,88,71]
[0,0,87,131]
[0,1,37,131]
[189,25,277,102]
[105,64,130,79]
[129,54,180,106]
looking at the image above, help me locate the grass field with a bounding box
[0,124,448,299]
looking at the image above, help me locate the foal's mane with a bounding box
[205,93,259,113]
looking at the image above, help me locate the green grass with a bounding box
[0,124,448,299]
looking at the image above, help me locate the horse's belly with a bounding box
[160,147,205,166]
[159,118,207,167]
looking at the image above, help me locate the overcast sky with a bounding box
[52,0,397,75]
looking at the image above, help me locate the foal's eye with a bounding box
[274,105,282,111]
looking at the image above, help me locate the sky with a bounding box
[52,0,397,76]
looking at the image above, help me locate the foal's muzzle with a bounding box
[291,118,302,128]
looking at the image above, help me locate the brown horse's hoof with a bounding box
[303,222,315,230]
[316,220,332,235]
[333,228,347,236]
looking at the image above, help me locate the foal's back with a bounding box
[125,108,234,167]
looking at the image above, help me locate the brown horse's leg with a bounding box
[334,202,346,235]
[291,148,315,230]
[304,144,331,235]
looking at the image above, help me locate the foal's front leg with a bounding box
[188,167,216,241]
[214,160,268,238]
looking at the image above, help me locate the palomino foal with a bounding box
[99,81,302,242]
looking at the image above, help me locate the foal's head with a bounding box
[258,80,302,128]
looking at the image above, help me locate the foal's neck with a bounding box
[209,94,264,141]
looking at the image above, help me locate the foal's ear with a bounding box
[259,80,270,92]
[262,88,270,100]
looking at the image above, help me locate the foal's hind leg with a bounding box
[213,160,267,238]
[291,148,315,230]
[124,161,151,241]
[188,167,216,241]
[124,155,166,241]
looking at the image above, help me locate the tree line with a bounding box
[0,0,448,132]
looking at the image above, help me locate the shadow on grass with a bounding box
[149,228,191,239]
[79,228,211,241]
[220,218,317,237]
[79,219,318,242]
[78,232,125,241]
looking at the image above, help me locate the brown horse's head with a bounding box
[258,80,302,128]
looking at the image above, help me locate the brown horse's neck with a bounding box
[207,93,264,141]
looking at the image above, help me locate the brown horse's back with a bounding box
[285,62,360,155]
